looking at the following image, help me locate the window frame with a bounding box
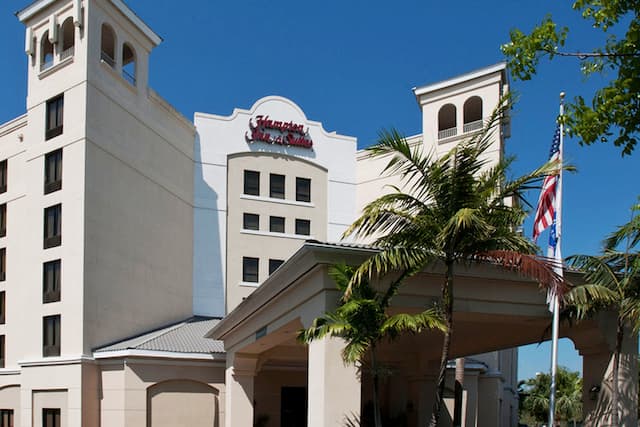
[0,248,5,282]
[43,204,62,249]
[0,204,6,238]
[0,335,4,369]
[269,216,285,233]
[42,408,61,427]
[243,170,260,196]
[0,409,13,427]
[269,173,285,199]
[295,219,311,236]
[44,149,63,194]
[242,213,259,231]
[43,260,61,304]
[0,160,7,194]
[45,95,64,141]
[43,315,61,357]
[0,291,4,325]
[295,177,311,203]
[242,257,259,283]
[269,259,284,275]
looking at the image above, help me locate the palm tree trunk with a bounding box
[453,357,465,426]
[371,346,383,427]
[611,317,624,426]
[429,259,454,427]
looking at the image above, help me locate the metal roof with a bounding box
[94,316,225,355]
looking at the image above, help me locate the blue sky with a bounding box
[1,1,637,381]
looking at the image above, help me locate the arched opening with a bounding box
[122,43,136,86]
[147,380,219,427]
[463,96,483,133]
[40,31,54,71]
[100,24,116,67]
[438,104,457,139]
[60,17,75,60]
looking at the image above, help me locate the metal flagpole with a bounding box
[547,92,565,426]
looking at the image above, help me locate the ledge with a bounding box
[38,55,74,80]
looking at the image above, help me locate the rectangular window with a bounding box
[0,409,13,427]
[269,216,285,233]
[0,335,4,368]
[44,149,63,194]
[295,219,311,236]
[244,170,260,196]
[270,173,285,199]
[242,213,259,231]
[0,204,5,238]
[45,94,64,140]
[42,408,61,427]
[43,260,61,303]
[44,204,62,249]
[296,177,311,202]
[0,160,7,194]
[242,257,258,283]
[0,249,5,282]
[0,291,4,324]
[269,259,284,275]
[43,315,61,357]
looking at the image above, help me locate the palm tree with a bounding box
[520,367,583,426]
[298,264,445,427]
[565,200,640,426]
[343,101,566,426]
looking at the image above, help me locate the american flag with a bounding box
[533,125,561,243]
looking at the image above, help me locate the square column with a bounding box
[307,337,361,427]
[225,352,258,427]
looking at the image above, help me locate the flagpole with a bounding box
[548,92,565,427]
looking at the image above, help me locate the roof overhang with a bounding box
[413,62,507,99]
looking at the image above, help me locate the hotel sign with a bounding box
[246,115,313,149]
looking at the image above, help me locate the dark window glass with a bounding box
[45,95,64,140]
[44,204,62,249]
[0,291,4,324]
[269,259,284,275]
[0,160,7,194]
[43,260,61,303]
[0,409,13,427]
[0,204,6,238]
[243,213,259,231]
[0,249,5,282]
[244,170,260,196]
[43,315,61,357]
[269,216,285,233]
[296,177,311,202]
[0,336,4,368]
[42,408,61,427]
[295,219,311,236]
[44,149,63,194]
[242,257,258,283]
[270,174,285,199]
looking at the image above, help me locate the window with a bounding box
[43,315,61,357]
[0,249,5,282]
[0,336,4,368]
[42,408,61,427]
[43,260,61,303]
[438,103,457,140]
[296,177,311,202]
[122,43,136,86]
[295,219,310,236]
[44,149,63,194]
[60,17,75,59]
[270,174,285,199]
[269,259,284,275]
[243,170,260,196]
[243,213,259,231]
[269,216,285,233]
[0,204,5,237]
[40,31,54,71]
[100,24,116,67]
[45,95,64,140]
[463,96,483,132]
[242,257,258,283]
[44,204,62,249]
[0,291,4,324]
[0,409,13,427]
[0,160,7,193]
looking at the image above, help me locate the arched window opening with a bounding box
[100,24,115,67]
[60,17,75,60]
[438,104,457,140]
[463,96,483,133]
[40,31,54,71]
[122,43,136,86]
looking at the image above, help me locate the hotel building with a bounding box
[0,0,635,426]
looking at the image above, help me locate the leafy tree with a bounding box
[565,199,640,425]
[520,367,583,426]
[298,264,445,427]
[343,102,566,426]
[501,0,640,156]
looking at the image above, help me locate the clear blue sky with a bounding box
[1,1,637,381]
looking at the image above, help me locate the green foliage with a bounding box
[501,0,640,155]
[519,367,583,425]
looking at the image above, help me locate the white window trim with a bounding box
[239,281,260,288]
[240,229,313,240]
[240,194,314,208]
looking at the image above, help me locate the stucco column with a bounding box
[307,337,361,427]
[225,352,258,427]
